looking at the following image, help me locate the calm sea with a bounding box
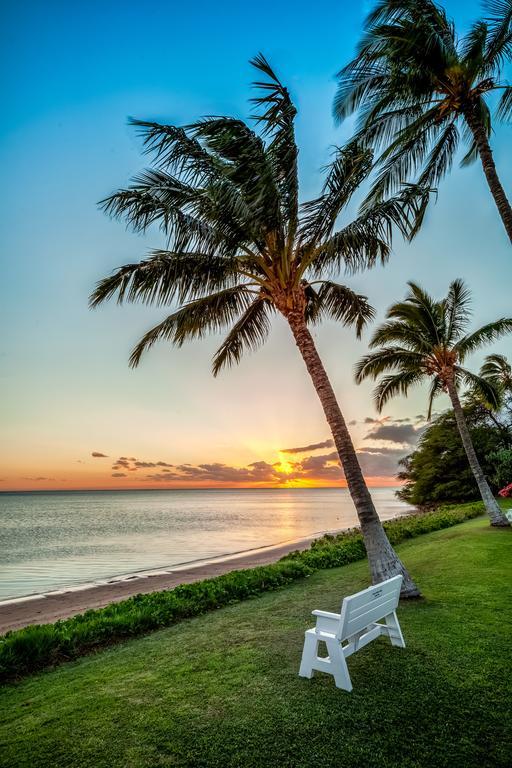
[0,487,412,601]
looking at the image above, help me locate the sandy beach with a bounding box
[0,531,338,635]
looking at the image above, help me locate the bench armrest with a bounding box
[312,610,341,620]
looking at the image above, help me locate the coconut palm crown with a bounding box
[355,279,512,525]
[91,55,430,595]
[481,353,512,391]
[335,0,512,243]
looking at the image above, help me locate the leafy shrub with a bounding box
[0,502,484,683]
[397,407,509,505]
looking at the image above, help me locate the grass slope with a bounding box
[1,517,511,768]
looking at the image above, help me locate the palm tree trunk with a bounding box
[286,309,421,597]
[465,111,512,245]
[446,379,510,526]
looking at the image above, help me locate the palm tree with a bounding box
[91,55,430,596]
[334,0,512,243]
[481,353,512,391]
[355,279,512,526]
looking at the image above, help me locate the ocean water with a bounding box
[0,488,412,601]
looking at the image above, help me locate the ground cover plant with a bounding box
[0,502,486,682]
[0,516,510,768]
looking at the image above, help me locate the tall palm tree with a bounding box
[334,0,512,243]
[355,279,512,526]
[91,55,429,596]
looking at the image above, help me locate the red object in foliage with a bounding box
[498,482,512,498]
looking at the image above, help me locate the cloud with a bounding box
[280,439,334,454]
[23,476,55,481]
[92,451,108,458]
[356,447,407,476]
[365,424,419,445]
[101,436,411,487]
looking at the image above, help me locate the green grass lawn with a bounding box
[1,516,511,768]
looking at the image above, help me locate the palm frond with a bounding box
[306,281,374,337]
[250,53,299,243]
[480,352,512,380]
[455,317,512,359]
[426,375,444,419]
[444,278,472,345]
[299,143,373,247]
[355,347,425,383]
[89,251,244,309]
[456,366,502,409]
[496,85,512,121]
[372,370,425,412]
[482,0,512,72]
[188,117,282,234]
[128,286,254,367]
[212,297,273,375]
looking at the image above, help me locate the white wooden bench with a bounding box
[298,575,405,691]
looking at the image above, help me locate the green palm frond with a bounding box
[299,144,373,247]
[306,281,374,337]
[426,375,444,419]
[456,367,502,409]
[188,117,282,234]
[250,53,299,244]
[128,286,254,367]
[444,278,472,345]
[308,183,430,277]
[483,0,512,72]
[89,251,244,308]
[367,319,428,351]
[373,370,426,412]
[496,85,512,121]
[455,318,512,359]
[355,347,425,383]
[127,119,226,182]
[212,298,274,376]
[480,352,512,382]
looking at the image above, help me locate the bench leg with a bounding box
[299,631,318,679]
[384,611,405,648]
[325,638,352,692]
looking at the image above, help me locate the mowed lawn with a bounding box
[1,517,511,768]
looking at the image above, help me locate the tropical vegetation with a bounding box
[397,403,511,505]
[91,55,431,596]
[1,516,510,768]
[355,279,512,525]
[334,0,512,243]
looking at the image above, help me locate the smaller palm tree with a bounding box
[355,280,512,526]
[481,353,512,392]
[335,0,512,243]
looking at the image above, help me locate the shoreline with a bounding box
[0,528,348,635]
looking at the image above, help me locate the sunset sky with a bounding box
[1,0,511,492]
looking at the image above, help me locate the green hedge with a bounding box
[0,501,484,683]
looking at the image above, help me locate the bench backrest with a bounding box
[338,575,402,640]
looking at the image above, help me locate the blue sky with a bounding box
[0,0,511,490]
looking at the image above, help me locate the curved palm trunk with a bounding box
[286,310,421,597]
[465,112,512,245]
[446,380,510,527]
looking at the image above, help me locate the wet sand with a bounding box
[0,531,341,634]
